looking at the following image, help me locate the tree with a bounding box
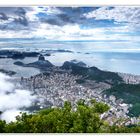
[0,120,6,133]
[3,99,140,133]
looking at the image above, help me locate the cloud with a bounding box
[0,21,135,41]
[0,6,139,41]
[58,13,74,23]
[30,22,139,41]
[84,6,140,30]
[0,13,8,20]
[14,16,28,26]
[15,7,26,16]
[0,7,33,30]
[41,18,62,26]
[0,73,36,122]
[37,7,99,26]
[0,109,22,123]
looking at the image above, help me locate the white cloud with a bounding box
[0,21,138,42]
[26,7,40,22]
[30,23,139,41]
[26,7,62,22]
[0,73,36,122]
[1,109,21,123]
[45,7,62,15]
[0,89,35,110]
[84,6,140,29]
[0,6,139,41]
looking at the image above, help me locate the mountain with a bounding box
[61,60,123,85]
[14,54,53,70]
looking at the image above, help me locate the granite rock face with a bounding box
[38,54,45,61]
[14,55,53,70]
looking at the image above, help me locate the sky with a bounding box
[0,6,140,41]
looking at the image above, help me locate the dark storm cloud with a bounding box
[0,7,32,15]
[0,7,17,15]
[56,7,116,27]
[14,8,29,26]
[56,7,118,28]
[39,7,110,27]
[42,18,61,26]
[37,7,96,26]
[0,7,31,30]
[14,16,28,26]
[0,7,116,29]
[0,6,118,31]
[57,7,100,14]
[39,13,74,26]
[0,25,7,30]
[57,14,75,23]
[15,7,26,16]
[0,13,8,20]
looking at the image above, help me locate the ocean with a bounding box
[0,39,140,77]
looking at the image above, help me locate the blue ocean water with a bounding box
[0,39,140,77]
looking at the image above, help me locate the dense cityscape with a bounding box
[1,6,140,133]
[13,57,140,126]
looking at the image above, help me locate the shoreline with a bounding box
[1,59,140,85]
[1,48,140,77]
[1,55,140,125]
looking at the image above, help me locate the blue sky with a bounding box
[0,6,140,42]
